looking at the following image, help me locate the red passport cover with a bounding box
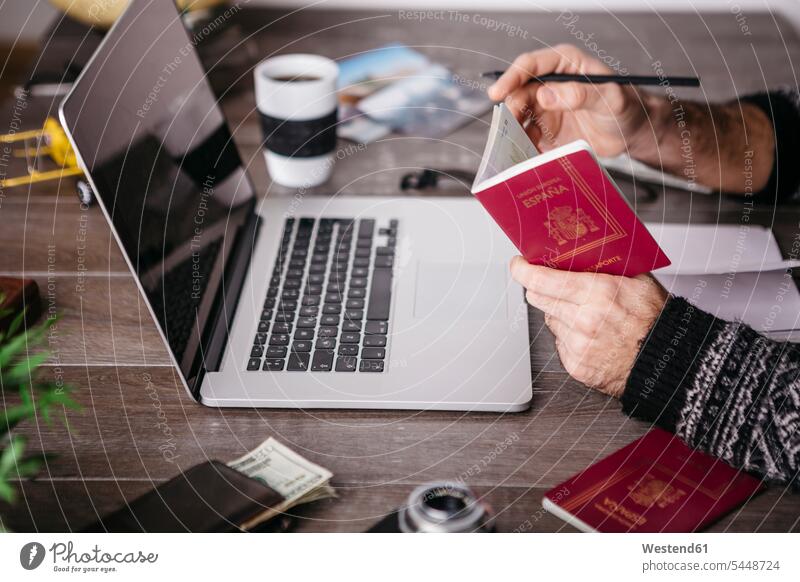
[543,429,764,532]
[475,148,671,277]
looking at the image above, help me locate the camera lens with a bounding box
[425,490,467,513]
[398,482,495,533]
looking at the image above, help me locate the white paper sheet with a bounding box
[646,223,800,334]
[647,223,800,275]
[654,270,800,333]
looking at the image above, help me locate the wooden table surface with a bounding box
[1,7,799,532]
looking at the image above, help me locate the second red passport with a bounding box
[542,429,764,532]
[474,147,671,277]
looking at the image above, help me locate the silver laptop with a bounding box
[59,0,531,411]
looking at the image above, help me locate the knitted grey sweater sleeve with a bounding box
[622,296,800,487]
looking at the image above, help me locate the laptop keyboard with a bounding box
[247,216,397,373]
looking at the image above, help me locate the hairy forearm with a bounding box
[629,93,774,194]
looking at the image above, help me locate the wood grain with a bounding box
[0,198,128,275]
[10,366,641,486]
[0,7,798,532]
[17,275,172,366]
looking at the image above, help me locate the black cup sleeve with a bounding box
[259,109,337,158]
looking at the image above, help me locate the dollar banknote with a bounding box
[228,437,336,528]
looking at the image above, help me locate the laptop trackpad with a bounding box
[413,262,507,321]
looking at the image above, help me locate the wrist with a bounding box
[626,93,674,167]
[621,296,725,430]
[740,102,775,192]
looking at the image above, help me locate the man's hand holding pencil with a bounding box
[486,44,670,158]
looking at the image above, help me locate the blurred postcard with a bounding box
[337,44,491,143]
[357,63,491,138]
[338,43,430,103]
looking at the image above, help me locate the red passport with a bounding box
[542,429,765,532]
[472,104,670,277]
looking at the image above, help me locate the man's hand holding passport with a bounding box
[472,103,671,277]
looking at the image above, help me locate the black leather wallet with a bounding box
[84,461,284,532]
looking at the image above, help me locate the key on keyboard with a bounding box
[247,216,397,374]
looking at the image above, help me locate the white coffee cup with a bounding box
[254,54,339,188]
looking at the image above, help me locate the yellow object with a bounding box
[47,0,228,29]
[0,117,83,188]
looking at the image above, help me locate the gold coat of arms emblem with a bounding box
[628,478,687,509]
[544,206,600,245]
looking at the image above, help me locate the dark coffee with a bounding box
[269,74,321,82]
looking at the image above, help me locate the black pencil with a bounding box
[481,71,700,87]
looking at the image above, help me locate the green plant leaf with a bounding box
[4,384,79,431]
[0,479,15,504]
[0,308,74,513]
[4,351,49,385]
[0,336,25,371]
[0,318,53,391]
[0,400,38,435]
[0,435,25,477]
[11,456,45,478]
[6,308,27,338]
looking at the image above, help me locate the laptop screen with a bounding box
[60,0,256,391]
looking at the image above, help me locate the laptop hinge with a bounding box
[191,209,261,399]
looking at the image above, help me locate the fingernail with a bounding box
[539,87,555,105]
